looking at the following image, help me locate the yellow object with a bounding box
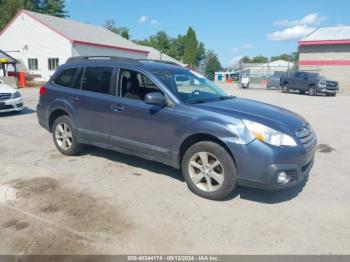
[0,58,9,63]
[253,131,265,142]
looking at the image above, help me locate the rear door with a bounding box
[73,66,116,145]
[293,72,304,89]
[109,67,175,162]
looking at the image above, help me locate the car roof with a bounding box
[63,56,187,72]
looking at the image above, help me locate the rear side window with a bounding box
[81,67,113,95]
[54,68,78,87]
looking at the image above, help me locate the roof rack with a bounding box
[65,56,185,68]
[66,56,140,65]
[138,59,183,67]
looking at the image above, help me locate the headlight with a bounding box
[318,81,327,88]
[243,119,297,147]
[12,91,21,99]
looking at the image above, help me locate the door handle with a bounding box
[111,104,125,112]
[68,96,79,102]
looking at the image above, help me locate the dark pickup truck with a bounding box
[280,71,339,96]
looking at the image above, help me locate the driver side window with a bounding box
[119,69,161,101]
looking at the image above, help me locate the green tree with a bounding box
[183,27,198,66]
[38,0,67,17]
[196,42,206,65]
[104,19,131,39]
[241,56,252,63]
[205,50,221,79]
[270,52,299,63]
[0,0,68,30]
[251,55,269,63]
[0,0,35,30]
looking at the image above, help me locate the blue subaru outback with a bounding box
[37,56,317,200]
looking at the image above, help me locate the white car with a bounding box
[0,80,24,113]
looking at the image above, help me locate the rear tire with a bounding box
[282,83,289,93]
[181,141,237,200]
[52,115,84,156]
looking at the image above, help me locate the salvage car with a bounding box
[37,56,317,200]
[0,79,23,113]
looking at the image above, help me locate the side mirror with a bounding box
[144,92,166,106]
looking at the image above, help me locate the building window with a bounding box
[28,58,38,70]
[48,58,59,70]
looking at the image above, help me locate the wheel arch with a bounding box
[48,109,70,132]
[178,133,236,168]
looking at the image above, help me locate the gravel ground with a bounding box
[0,84,349,255]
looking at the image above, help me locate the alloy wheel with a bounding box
[55,122,73,150]
[188,152,225,192]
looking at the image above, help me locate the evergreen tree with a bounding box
[104,19,130,39]
[38,0,67,17]
[0,0,68,30]
[183,27,198,66]
[0,0,35,30]
[196,42,206,65]
[205,50,221,80]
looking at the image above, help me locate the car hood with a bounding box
[0,84,16,93]
[194,97,306,133]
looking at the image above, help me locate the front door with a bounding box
[109,68,175,163]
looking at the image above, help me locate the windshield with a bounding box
[153,69,231,104]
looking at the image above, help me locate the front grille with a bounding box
[0,93,12,101]
[288,170,298,182]
[326,81,338,87]
[296,124,317,150]
[0,105,13,110]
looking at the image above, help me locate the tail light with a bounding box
[39,86,47,96]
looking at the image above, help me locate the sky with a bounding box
[66,0,350,66]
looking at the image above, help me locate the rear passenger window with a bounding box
[81,67,113,95]
[54,68,78,87]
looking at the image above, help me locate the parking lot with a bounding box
[0,84,350,255]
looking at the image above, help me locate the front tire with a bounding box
[52,115,84,156]
[308,85,316,96]
[181,141,237,200]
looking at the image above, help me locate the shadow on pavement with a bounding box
[0,107,36,117]
[86,146,185,182]
[84,146,308,203]
[237,176,309,204]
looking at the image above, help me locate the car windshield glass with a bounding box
[153,69,231,104]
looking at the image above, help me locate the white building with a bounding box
[0,10,149,81]
[241,60,294,77]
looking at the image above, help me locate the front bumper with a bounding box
[227,139,317,190]
[317,87,338,94]
[0,97,24,113]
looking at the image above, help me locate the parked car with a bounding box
[266,71,286,89]
[37,56,317,200]
[0,79,23,113]
[280,71,339,96]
